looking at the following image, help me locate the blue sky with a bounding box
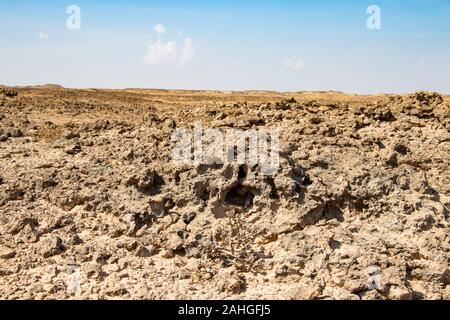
[0,0,449,93]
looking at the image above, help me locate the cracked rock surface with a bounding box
[0,87,449,300]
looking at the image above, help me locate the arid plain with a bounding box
[0,86,449,300]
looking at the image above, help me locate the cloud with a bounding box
[39,32,49,41]
[154,24,166,35]
[145,24,195,66]
[285,57,304,70]
[144,40,178,65]
[144,36,195,66]
[179,38,195,65]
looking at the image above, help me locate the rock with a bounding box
[66,233,83,246]
[19,224,40,243]
[0,246,16,259]
[384,150,398,167]
[126,169,164,195]
[5,188,25,201]
[288,283,322,300]
[64,143,82,155]
[160,249,174,259]
[163,118,176,129]
[367,265,381,276]
[387,286,413,300]
[122,149,134,160]
[0,88,18,97]
[344,279,367,294]
[93,250,112,265]
[40,236,64,258]
[36,176,58,189]
[63,131,80,140]
[135,245,155,258]
[104,284,128,297]
[178,268,191,279]
[9,128,23,138]
[284,97,297,104]
[183,212,197,224]
[103,263,120,273]
[443,286,450,300]
[166,233,184,251]
[219,274,246,294]
[82,262,102,278]
[360,290,385,300]
[185,259,201,271]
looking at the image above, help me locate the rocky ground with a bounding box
[0,86,449,300]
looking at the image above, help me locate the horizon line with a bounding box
[2,83,450,97]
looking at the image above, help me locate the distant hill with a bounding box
[26,84,65,89]
[0,84,65,90]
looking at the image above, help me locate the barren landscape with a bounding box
[0,86,449,300]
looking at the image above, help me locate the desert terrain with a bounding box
[0,86,449,300]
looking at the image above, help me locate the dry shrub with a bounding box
[0,88,18,98]
[37,123,64,142]
[203,215,268,273]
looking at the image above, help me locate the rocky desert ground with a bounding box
[0,86,448,300]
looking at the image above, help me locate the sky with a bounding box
[0,0,449,94]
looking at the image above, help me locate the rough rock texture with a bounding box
[0,87,449,300]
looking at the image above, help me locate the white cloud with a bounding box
[144,25,195,66]
[39,32,49,41]
[285,57,304,70]
[179,38,195,65]
[144,40,178,65]
[154,24,166,35]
